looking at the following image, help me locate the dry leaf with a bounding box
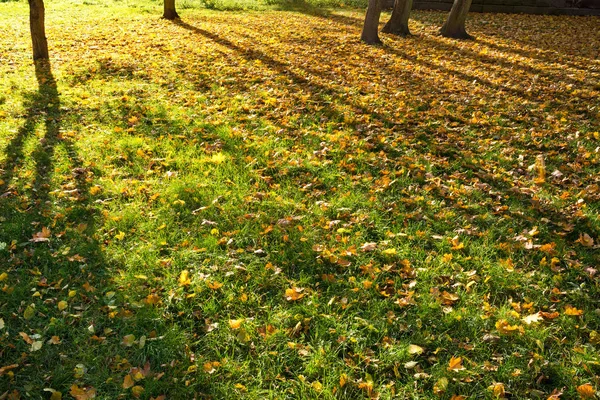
[285,287,305,301]
[576,383,595,399]
[448,356,465,371]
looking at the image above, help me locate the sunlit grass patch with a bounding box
[1,0,599,398]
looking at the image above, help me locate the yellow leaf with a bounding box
[236,328,250,343]
[0,272,7,282]
[123,374,134,389]
[229,319,244,329]
[49,336,61,345]
[496,319,521,335]
[450,396,467,400]
[89,186,102,196]
[339,373,348,387]
[285,287,305,301]
[24,305,35,320]
[207,280,223,290]
[433,377,448,395]
[179,270,191,286]
[565,305,584,316]
[114,231,125,240]
[312,381,323,392]
[489,382,505,398]
[408,344,424,355]
[49,391,63,400]
[131,385,144,398]
[381,248,397,256]
[234,383,247,392]
[577,383,595,399]
[447,356,465,371]
[57,301,68,311]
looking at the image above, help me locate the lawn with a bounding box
[0,0,599,398]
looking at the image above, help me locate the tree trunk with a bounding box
[163,0,179,20]
[440,0,474,39]
[28,0,49,60]
[382,0,413,36]
[361,0,383,44]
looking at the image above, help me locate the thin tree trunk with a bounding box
[28,0,49,60]
[163,0,179,20]
[440,0,474,39]
[382,0,413,36]
[361,0,383,44]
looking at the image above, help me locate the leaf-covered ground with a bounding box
[1,1,599,398]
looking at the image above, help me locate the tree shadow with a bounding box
[0,61,193,397]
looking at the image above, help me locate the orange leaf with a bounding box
[564,305,584,316]
[123,374,134,389]
[285,287,305,301]
[448,356,465,371]
[576,383,595,399]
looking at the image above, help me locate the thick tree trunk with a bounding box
[440,0,474,39]
[28,0,49,60]
[382,0,413,36]
[163,0,179,20]
[361,0,383,44]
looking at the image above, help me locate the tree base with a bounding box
[440,28,474,40]
[162,11,180,20]
[361,35,383,45]
[381,23,411,36]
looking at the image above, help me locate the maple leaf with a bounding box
[30,227,51,242]
[207,280,223,290]
[447,356,465,371]
[564,305,583,316]
[576,233,594,247]
[522,312,543,325]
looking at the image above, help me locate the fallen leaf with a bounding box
[408,344,424,355]
[285,287,305,301]
[122,334,136,346]
[229,319,244,329]
[123,374,134,389]
[576,383,595,399]
[565,305,584,316]
[448,356,465,371]
[522,312,543,325]
[179,270,191,286]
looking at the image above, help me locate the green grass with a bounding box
[1,0,600,399]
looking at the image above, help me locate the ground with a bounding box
[0,0,599,398]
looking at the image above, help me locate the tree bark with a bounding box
[28,0,49,60]
[440,0,474,39]
[382,0,413,36]
[361,0,383,44]
[163,0,179,20]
